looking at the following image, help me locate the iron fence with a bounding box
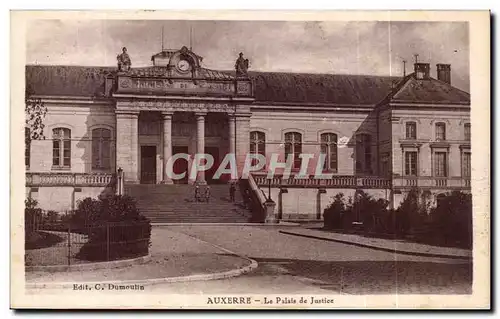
[25,219,151,267]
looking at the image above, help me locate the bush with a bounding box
[72,197,101,226]
[430,191,472,248]
[45,210,60,223]
[394,188,430,235]
[355,191,390,233]
[323,193,347,229]
[73,195,152,261]
[25,197,43,237]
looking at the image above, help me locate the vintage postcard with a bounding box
[10,10,490,309]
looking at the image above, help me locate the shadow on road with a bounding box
[242,256,472,295]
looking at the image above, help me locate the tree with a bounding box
[396,188,428,235]
[430,191,472,248]
[25,86,47,144]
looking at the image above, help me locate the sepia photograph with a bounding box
[10,10,490,309]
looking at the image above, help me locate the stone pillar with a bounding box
[316,188,327,220]
[235,113,251,178]
[264,199,277,223]
[228,114,236,181]
[228,115,236,155]
[195,112,207,185]
[162,112,173,184]
[116,111,139,184]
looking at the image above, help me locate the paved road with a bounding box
[148,225,472,295]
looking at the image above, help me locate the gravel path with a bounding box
[26,228,251,283]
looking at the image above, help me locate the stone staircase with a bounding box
[125,184,252,223]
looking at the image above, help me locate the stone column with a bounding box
[195,112,207,184]
[116,111,139,184]
[235,113,251,178]
[228,114,236,181]
[162,112,173,184]
[228,114,236,155]
[316,188,327,220]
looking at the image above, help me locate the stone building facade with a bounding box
[25,47,471,218]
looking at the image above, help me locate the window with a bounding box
[404,151,418,176]
[52,128,71,169]
[25,128,30,168]
[462,152,471,177]
[284,132,302,169]
[434,152,448,177]
[356,134,372,174]
[435,122,446,140]
[464,123,471,141]
[320,133,338,172]
[92,128,112,170]
[406,122,417,139]
[250,131,266,168]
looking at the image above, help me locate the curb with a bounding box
[26,231,259,289]
[279,230,472,260]
[26,257,257,290]
[25,254,152,272]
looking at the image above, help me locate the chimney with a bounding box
[414,63,430,80]
[436,63,451,84]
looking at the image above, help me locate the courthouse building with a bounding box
[24,46,471,220]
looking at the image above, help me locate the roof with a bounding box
[25,65,470,106]
[248,71,399,105]
[390,75,470,104]
[25,65,115,97]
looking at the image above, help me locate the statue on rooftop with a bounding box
[117,47,131,72]
[235,52,249,77]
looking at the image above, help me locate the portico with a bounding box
[115,101,251,185]
[111,46,253,186]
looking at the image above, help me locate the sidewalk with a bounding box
[26,228,257,287]
[279,228,472,260]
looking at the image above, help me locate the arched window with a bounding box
[405,121,417,139]
[25,128,30,168]
[356,133,372,174]
[284,132,302,169]
[435,122,446,140]
[250,131,266,168]
[320,133,338,172]
[92,128,112,170]
[52,128,71,169]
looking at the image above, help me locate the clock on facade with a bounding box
[177,60,190,72]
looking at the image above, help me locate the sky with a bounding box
[26,20,470,92]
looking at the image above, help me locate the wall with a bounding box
[249,108,376,176]
[377,107,393,176]
[264,186,390,220]
[28,102,116,174]
[28,186,113,212]
[391,107,470,178]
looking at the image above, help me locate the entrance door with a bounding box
[172,146,189,184]
[140,146,157,184]
[205,147,221,184]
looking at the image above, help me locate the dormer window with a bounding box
[414,63,430,80]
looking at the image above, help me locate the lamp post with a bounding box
[268,178,272,201]
[117,167,123,196]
